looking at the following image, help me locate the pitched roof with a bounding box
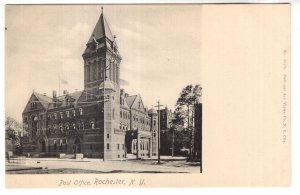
[125,95,137,108]
[33,92,52,109]
[48,90,84,109]
[87,13,115,44]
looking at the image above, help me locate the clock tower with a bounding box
[82,7,123,159]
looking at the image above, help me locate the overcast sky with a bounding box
[5,5,202,122]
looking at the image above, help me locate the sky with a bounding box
[5,5,202,122]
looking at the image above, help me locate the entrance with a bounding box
[41,140,46,152]
[73,138,81,153]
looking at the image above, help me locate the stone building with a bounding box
[22,8,158,159]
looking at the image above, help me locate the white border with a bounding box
[1,0,299,194]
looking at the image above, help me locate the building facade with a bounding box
[22,9,158,159]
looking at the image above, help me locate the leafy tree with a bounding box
[5,117,23,153]
[172,84,202,157]
[174,84,202,127]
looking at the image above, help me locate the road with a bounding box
[6,156,201,174]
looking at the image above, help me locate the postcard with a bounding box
[5,4,290,187]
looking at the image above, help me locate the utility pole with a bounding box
[155,100,163,164]
[172,129,175,157]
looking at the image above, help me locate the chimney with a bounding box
[53,90,57,99]
[120,89,124,95]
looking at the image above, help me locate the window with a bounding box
[107,143,110,150]
[60,112,63,119]
[117,144,120,150]
[31,102,36,109]
[54,113,57,120]
[40,114,44,120]
[122,144,124,150]
[66,123,69,130]
[79,108,83,115]
[91,121,95,129]
[24,117,28,123]
[66,111,69,118]
[107,134,109,139]
[48,114,51,120]
[72,123,76,130]
[87,65,90,81]
[48,125,51,134]
[59,125,63,132]
[112,108,115,120]
[120,111,122,118]
[72,110,76,117]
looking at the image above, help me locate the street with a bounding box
[6,156,200,174]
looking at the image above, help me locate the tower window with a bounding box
[107,143,110,150]
[107,134,109,139]
[87,65,90,81]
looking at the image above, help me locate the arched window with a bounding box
[90,120,95,129]
[59,124,63,133]
[65,123,70,130]
[47,125,52,134]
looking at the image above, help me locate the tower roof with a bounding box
[87,9,115,44]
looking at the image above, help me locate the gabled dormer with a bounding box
[22,92,52,114]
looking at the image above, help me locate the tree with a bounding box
[175,84,202,126]
[5,117,23,154]
[173,84,202,159]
